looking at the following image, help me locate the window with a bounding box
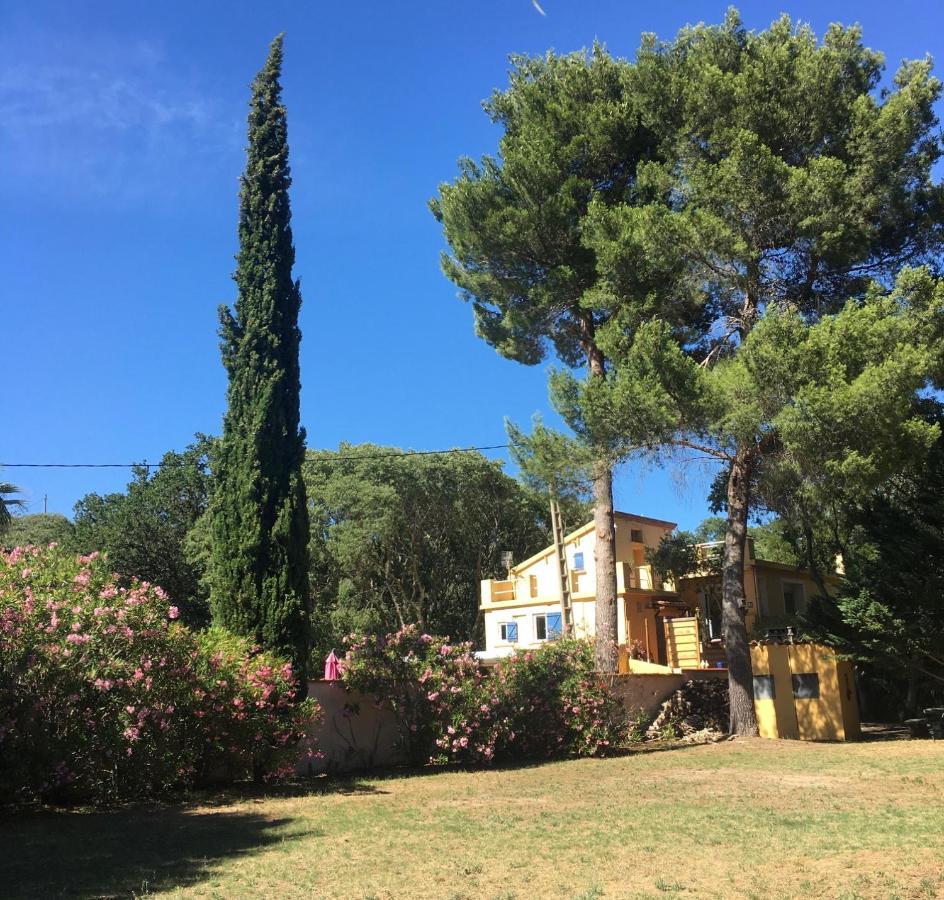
[758,578,770,617]
[534,611,562,642]
[782,581,805,615]
[753,675,776,700]
[529,574,538,598]
[792,673,820,699]
[573,551,585,571]
[630,528,644,543]
[499,621,518,643]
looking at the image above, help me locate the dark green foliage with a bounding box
[208,35,310,674]
[70,437,213,626]
[304,444,582,660]
[2,513,74,550]
[0,481,24,534]
[804,400,944,714]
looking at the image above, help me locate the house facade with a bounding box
[479,511,837,670]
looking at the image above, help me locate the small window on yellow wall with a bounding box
[792,673,820,699]
[529,574,538,598]
[782,581,805,615]
[753,675,775,700]
[630,528,644,543]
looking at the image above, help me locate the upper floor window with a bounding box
[758,579,770,617]
[630,528,644,543]
[499,621,518,643]
[534,611,562,641]
[782,581,805,615]
[573,551,585,571]
[529,574,538,598]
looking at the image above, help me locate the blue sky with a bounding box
[3,0,942,529]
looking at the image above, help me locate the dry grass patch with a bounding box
[2,738,942,899]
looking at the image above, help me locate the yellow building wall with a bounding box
[750,643,859,741]
[624,597,662,661]
[753,565,826,620]
[751,644,799,739]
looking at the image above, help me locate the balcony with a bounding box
[481,578,516,605]
[616,563,673,593]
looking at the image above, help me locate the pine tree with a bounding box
[208,35,311,676]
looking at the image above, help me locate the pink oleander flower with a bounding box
[167,606,179,620]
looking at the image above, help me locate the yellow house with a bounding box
[480,512,683,662]
[479,511,840,670]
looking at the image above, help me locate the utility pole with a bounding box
[43,494,47,514]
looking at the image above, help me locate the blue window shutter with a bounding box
[547,612,562,639]
[574,551,584,570]
[507,622,518,642]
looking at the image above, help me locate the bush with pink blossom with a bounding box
[0,544,318,805]
[340,626,624,766]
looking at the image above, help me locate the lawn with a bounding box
[2,738,943,899]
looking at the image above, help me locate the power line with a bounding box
[0,444,512,471]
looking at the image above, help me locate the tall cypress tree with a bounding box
[209,35,311,676]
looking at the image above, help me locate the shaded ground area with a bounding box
[2,739,942,899]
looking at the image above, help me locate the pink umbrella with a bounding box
[323,650,340,681]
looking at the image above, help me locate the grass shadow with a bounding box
[0,804,298,899]
[298,739,705,786]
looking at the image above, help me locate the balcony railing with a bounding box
[482,578,516,604]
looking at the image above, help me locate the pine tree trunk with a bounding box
[585,337,619,674]
[592,457,619,672]
[722,449,759,735]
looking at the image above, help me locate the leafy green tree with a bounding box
[431,47,693,671]
[70,438,214,625]
[559,13,944,732]
[2,513,74,550]
[304,444,581,659]
[208,35,311,674]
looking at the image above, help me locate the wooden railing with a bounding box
[482,579,516,603]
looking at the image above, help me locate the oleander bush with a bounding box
[0,544,318,805]
[340,626,624,766]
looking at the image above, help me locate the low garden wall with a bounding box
[299,681,406,774]
[300,668,730,774]
[610,669,728,719]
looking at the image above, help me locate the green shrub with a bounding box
[0,545,318,805]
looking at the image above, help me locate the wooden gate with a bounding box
[663,616,701,669]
